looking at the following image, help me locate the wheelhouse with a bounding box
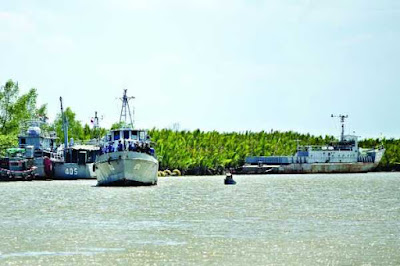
[64,145,100,164]
[18,120,58,155]
[106,128,149,142]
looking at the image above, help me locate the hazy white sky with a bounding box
[1,0,399,138]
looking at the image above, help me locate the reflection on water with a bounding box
[0,173,399,265]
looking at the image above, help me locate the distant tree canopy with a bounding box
[111,121,126,130]
[53,107,84,142]
[0,80,47,136]
[149,129,339,174]
[149,129,399,174]
[53,107,106,144]
[0,80,48,150]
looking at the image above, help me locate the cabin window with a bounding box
[87,152,93,163]
[20,138,26,145]
[114,131,120,140]
[78,151,87,165]
[131,131,138,140]
[139,131,145,140]
[124,131,130,139]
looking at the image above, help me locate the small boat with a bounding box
[0,148,37,181]
[224,173,236,185]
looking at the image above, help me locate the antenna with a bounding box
[92,111,104,140]
[331,114,348,142]
[119,89,135,127]
[60,97,69,158]
[93,111,100,130]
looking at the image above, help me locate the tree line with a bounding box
[0,79,399,173]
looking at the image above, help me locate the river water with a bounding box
[0,173,399,265]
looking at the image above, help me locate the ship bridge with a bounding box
[106,128,149,142]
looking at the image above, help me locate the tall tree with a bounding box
[53,107,84,144]
[0,80,46,136]
[53,108,107,143]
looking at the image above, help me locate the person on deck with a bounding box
[117,140,123,151]
[108,143,114,153]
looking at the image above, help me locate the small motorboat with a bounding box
[224,173,236,185]
[0,148,37,182]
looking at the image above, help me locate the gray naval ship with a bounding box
[17,119,59,179]
[94,90,158,186]
[52,144,99,179]
[16,98,100,180]
[52,97,99,180]
[239,115,385,174]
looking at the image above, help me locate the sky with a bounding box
[1,0,399,139]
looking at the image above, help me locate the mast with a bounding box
[119,89,135,127]
[331,114,348,142]
[93,111,101,140]
[60,97,68,158]
[93,111,99,130]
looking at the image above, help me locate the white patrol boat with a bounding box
[94,90,158,186]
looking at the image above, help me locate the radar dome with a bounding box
[27,126,41,136]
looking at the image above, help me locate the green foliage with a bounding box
[53,107,84,142]
[359,138,400,171]
[53,107,106,143]
[150,129,400,174]
[149,129,337,174]
[0,80,44,136]
[84,123,106,141]
[0,134,18,156]
[0,80,48,154]
[111,122,124,130]
[111,121,131,130]
[1,79,400,174]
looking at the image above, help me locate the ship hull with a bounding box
[33,157,53,180]
[236,162,380,175]
[34,158,45,177]
[95,151,158,186]
[53,162,96,180]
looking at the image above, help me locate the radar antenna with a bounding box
[119,89,135,127]
[331,114,348,142]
